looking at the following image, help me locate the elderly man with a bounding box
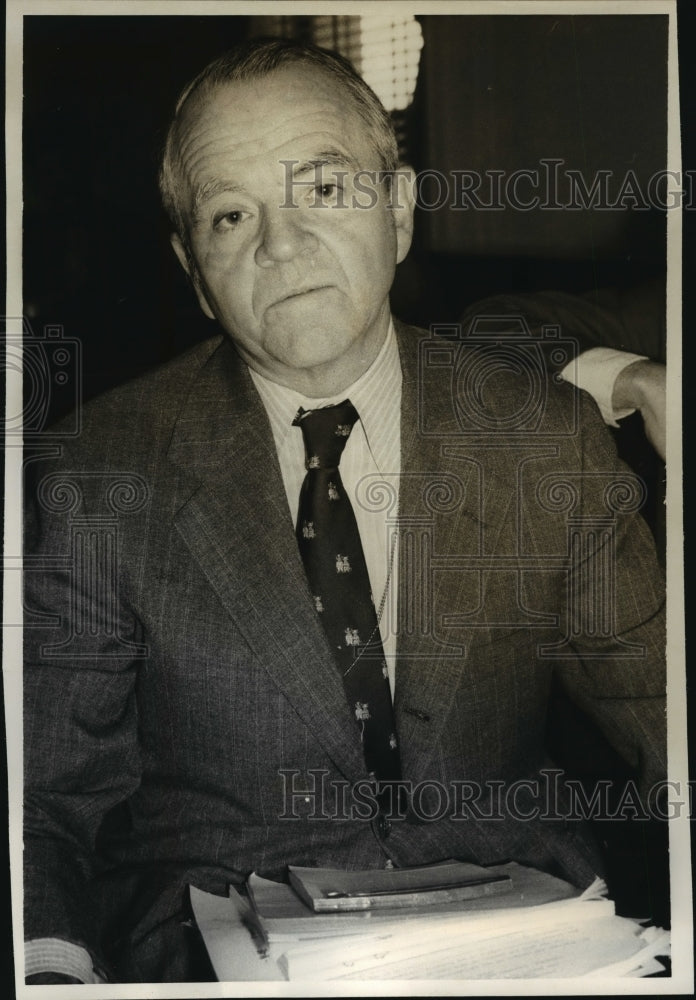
[24,38,666,984]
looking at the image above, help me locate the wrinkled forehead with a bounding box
[169,65,379,206]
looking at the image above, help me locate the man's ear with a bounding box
[170,232,215,320]
[391,166,416,265]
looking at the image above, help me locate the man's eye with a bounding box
[314,183,341,203]
[214,210,247,230]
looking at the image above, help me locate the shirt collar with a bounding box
[249,320,402,473]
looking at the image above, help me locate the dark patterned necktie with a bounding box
[293,400,401,784]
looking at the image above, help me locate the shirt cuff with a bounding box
[25,938,105,984]
[560,347,648,426]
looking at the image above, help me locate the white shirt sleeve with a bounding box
[560,347,648,426]
[25,938,105,983]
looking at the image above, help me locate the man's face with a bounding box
[171,64,414,395]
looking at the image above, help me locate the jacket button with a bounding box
[377,814,392,838]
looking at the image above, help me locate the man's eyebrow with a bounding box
[192,179,246,220]
[292,150,360,175]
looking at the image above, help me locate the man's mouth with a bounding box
[272,285,331,306]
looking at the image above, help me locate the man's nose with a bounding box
[255,206,318,267]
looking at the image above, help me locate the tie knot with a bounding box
[293,399,359,470]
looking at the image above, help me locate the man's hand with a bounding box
[612,359,666,461]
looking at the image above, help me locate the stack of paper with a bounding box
[245,859,526,942]
[190,860,670,981]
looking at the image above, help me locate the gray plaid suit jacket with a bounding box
[23,320,666,981]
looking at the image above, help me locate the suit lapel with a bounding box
[167,339,366,782]
[392,321,514,784]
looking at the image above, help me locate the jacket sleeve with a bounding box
[538,388,667,799]
[23,447,144,969]
[458,281,666,362]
